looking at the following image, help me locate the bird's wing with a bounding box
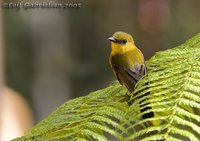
[125,63,146,81]
[117,63,146,92]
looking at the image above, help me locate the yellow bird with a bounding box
[108,31,153,119]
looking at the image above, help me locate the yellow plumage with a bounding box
[109,31,145,92]
[108,31,154,119]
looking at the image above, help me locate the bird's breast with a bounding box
[110,52,135,71]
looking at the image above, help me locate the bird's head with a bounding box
[108,31,135,55]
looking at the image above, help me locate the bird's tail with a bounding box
[128,82,154,119]
[138,90,154,119]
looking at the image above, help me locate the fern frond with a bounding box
[129,33,200,140]
[13,33,200,141]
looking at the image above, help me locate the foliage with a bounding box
[13,33,200,141]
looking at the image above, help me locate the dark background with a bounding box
[3,0,200,122]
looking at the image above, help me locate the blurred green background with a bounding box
[2,0,200,122]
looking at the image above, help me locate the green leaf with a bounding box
[13,33,200,141]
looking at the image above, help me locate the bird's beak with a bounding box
[108,37,117,43]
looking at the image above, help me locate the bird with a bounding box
[108,31,154,119]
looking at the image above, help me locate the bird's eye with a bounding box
[122,40,127,44]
